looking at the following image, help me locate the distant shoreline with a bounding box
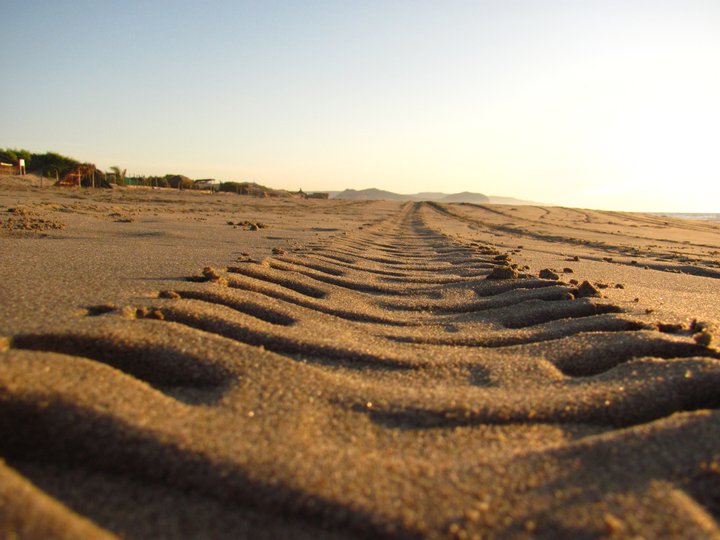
[652,212,720,221]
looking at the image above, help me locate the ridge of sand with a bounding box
[1,185,720,539]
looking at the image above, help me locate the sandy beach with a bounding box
[1,177,720,539]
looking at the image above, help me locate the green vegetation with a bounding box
[109,166,127,186]
[0,148,31,166]
[1,147,290,197]
[165,175,195,189]
[125,174,195,189]
[32,152,81,177]
[219,181,277,196]
[0,148,80,177]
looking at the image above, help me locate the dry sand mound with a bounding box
[1,198,720,539]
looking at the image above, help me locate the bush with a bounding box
[0,148,31,166]
[0,148,80,177]
[219,182,242,193]
[165,175,195,189]
[218,182,269,196]
[34,152,80,176]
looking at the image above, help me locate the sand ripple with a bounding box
[2,202,719,538]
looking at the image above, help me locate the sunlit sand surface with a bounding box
[2,180,720,539]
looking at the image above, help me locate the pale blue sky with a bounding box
[2,1,719,211]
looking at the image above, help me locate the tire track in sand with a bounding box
[2,202,720,539]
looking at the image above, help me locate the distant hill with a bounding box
[218,181,296,198]
[333,188,411,201]
[486,196,542,206]
[440,192,489,203]
[415,192,447,200]
[333,188,489,203]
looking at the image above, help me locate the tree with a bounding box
[0,148,32,167]
[109,166,127,186]
[31,152,80,177]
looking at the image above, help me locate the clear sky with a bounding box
[2,1,719,211]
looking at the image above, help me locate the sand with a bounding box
[1,177,720,539]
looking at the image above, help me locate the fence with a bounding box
[0,163,20,176]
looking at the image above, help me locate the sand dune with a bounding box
[1,184,720,538]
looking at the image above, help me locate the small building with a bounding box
[195,179,221,190]
[56,164,96,186]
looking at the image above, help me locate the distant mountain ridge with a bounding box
[329,188,540,205]
[333,188,413,201]
[439,191,490,203]
[333,188,490,203]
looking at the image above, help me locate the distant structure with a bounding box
[297,189,329,199]
[166,175,194,189]
[55,164,111,188]
[194,178,221,190]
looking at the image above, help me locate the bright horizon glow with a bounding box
[2,1,719,212]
